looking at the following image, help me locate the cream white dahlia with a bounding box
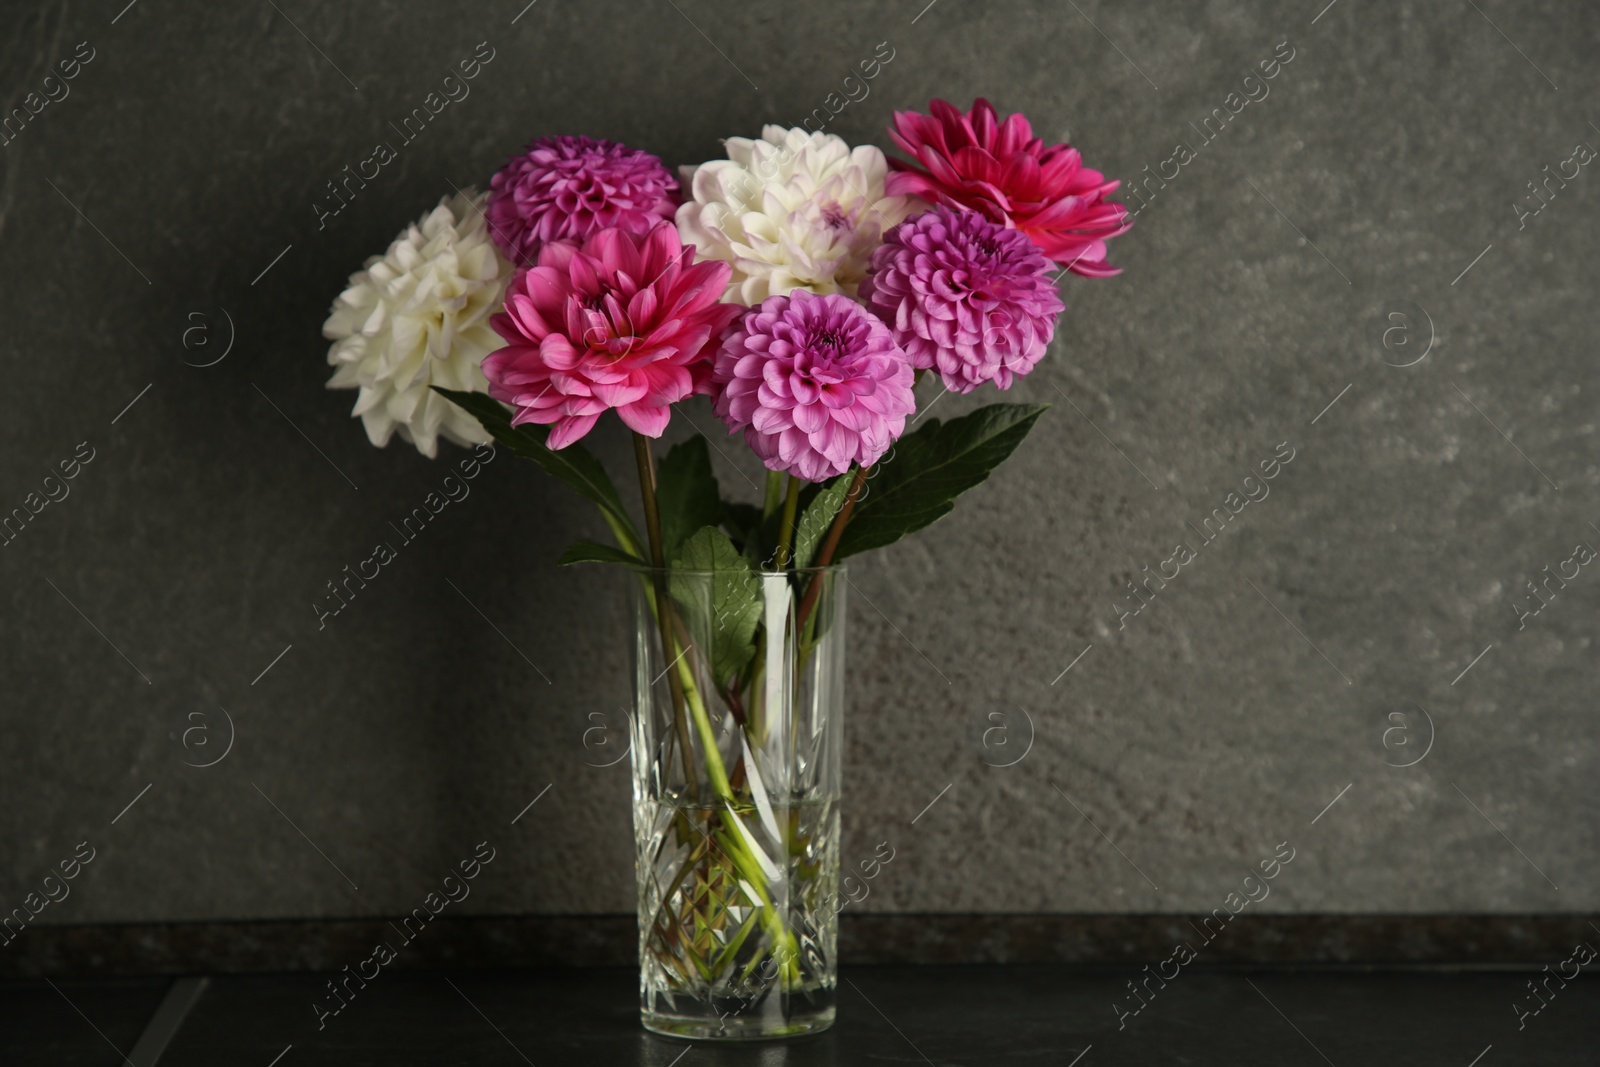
[324,190,513,457]
[676,126,919,305]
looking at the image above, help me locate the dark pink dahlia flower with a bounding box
[482,223,740,448]
[486,135,679,264]
[861,206,1064,394]
[885,98,1131,277]
[710,291,915,482]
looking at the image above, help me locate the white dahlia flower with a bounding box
[676,126,919,305]
[324,189,513,458]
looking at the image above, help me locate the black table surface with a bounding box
[4,967,1594,1065]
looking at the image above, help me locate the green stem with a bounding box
[712,819,802,984]
[672,633,800,985]
[632,434,668,571]
[637,444,801,989]
[762,470,784,519]
[746,659,767,749]
[632,433,698,799]
[795,463,867,634]
[651,609,797,980]
[773,475,801,571]
[600,509,643,560]
[674,654,733,799]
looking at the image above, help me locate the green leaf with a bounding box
[656,437,722,558]
[558,541,644,566]
[668,526,762,689]
[834,403,1050,560]
[792,472,854,570]
[433,388,642,554]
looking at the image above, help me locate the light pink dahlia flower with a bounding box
[486,135,679,265]
[885,98,1131,277]
[481,223,740,448]
[861,206,1064,394]
[710,291,915,482]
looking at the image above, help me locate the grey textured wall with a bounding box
[1,0,1594,930]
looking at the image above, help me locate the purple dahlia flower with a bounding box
[486,135,678,264]
[710,291,916,482]
[861,206,1065,394]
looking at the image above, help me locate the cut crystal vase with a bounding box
[628,564,845,1040]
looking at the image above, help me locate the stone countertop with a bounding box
[7,966,1593,1065]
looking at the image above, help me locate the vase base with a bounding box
[642,1005,835,1041]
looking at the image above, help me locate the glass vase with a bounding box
[628,564,845,1040]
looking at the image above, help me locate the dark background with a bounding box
[1,0,1594,944]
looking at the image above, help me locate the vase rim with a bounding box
[622,563,847,578]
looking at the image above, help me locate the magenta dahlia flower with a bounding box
[486,135,679,264]
[885,98,1131,277]
[861,207,1064,394]
[481,223,740,448]
[710,292,915,482]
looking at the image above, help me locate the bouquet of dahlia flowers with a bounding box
[322,98,1128,1033]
